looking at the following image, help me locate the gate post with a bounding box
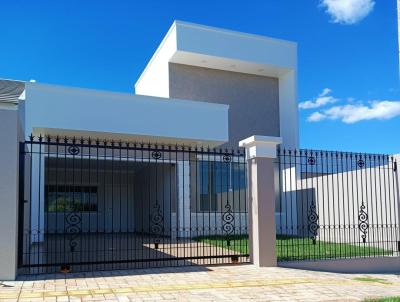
[0,108,22,280]
[239,135,282,267]
[394,154,400,240]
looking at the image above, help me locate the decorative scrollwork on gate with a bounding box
[357,159,365,168]
[151,203,164,235]
[222,203,234,235]
[307,204,319,243]
[307,156,316,165]
[358,203,369,243]
[152,151,162,160]
[223,154,232,163]
[65,209,81,252]
[68,146,80,156]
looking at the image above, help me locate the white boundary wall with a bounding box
[277,161,400,251]
[0,108,22,280]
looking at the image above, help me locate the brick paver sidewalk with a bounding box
[0,265,399,301]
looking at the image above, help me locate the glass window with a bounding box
[198,160,246,212]
[45,185,98,212]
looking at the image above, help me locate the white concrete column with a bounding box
[177,160,190,238]
[30,151,45,243]
[239,135,282,267]
[0,108,21,280]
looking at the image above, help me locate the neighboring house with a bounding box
[0,20,298,274]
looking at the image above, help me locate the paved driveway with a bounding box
[21,234,246,274]
[1,265,400,301]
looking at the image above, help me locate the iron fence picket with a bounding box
[276,148,400,262]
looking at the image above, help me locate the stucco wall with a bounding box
[169,63,280,148]
[0,109,20,280]
[277,164,400,252]
[24,82,229,146]
[280,257,400,274]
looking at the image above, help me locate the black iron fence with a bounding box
[19,135,399,272]
[18,135,248,274]
[276,149,400,261]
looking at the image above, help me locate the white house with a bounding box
[0,20,298,276]
[10,20,298,149]
[1,20,399,280]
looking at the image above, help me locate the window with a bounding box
[45,185,98,212]
[198,160,246,212]
[200,193,218,212]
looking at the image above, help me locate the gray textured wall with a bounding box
[169,63,280,148]
[0,109,20,280]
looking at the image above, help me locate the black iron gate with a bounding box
[18,136,249,274]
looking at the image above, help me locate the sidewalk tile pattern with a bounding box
[0,265,399,301]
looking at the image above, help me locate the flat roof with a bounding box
[174,20,297,47]
[135,20,297,89]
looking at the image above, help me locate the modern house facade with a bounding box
[0,21,298,278]
[16,20,298,148]
[1,21,398,280]
[135,21,298,149]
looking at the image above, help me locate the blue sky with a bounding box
[1,0,399,154]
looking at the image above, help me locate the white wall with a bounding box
[174,21,296,71]
[280,256,400,274]
[277,163,400,251]
[278,71,298,149]
[24,82,229,146]
[0,109,21,280]
[135,25,177,98]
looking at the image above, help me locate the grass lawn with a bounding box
[354,277,392,285]
[194,235,391,261]
[363,298,400,302]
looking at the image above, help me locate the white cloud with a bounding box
[320,88,331,96]
[299,88,338,109]
[308,101,400,123]
[307,112,327,122]
[321,0,375,25]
